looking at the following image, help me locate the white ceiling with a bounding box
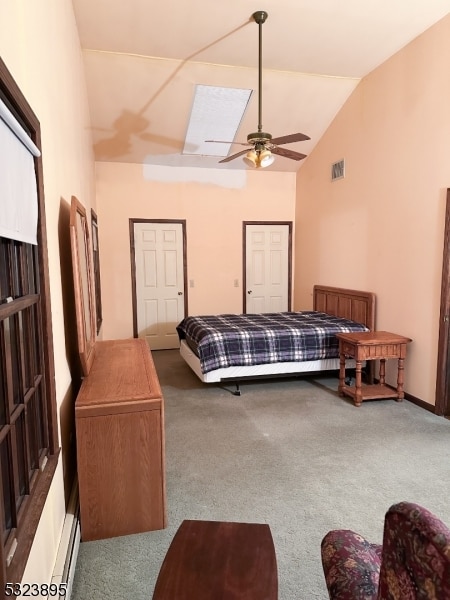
[71,0,450,172]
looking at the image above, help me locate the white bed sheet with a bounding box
[179,339,356,384]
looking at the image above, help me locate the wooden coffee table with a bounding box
[152,520,278,600]
[336,331,412,407]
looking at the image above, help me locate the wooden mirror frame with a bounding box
[91,209,103,336]
[70,196,96,376]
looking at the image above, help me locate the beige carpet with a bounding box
[71,349,450,600]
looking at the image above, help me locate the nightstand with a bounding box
[336,331,412,407]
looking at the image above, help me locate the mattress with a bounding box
[176,310,369,375]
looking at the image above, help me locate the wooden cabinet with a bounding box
[75,338,166,541]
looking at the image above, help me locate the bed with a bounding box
[176,285,376,394]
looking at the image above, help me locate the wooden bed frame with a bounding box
[179,285,376,395]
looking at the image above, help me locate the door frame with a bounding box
[435,190,450,416]
[129,218,188,338]
[242,221,293,313]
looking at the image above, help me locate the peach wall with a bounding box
[1,0,96,585]
[95,163,296,339]
[1,2,446,585]
[295,14,450,406]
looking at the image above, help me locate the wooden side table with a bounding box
[336,331,412,407]
[152,520,278,600]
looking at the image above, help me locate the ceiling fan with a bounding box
[207,11,310,168]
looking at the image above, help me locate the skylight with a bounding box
[183,85,252,158]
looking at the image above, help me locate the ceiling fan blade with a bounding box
[205,140,249,147]
[219,149,250,163]
[271,146,307,161]
[270,133,311,145]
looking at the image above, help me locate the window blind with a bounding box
[0,97,41,245]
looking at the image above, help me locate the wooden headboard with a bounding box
[313,285,376,331]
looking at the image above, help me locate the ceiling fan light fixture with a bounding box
[259,149,275,168]
[243,147,275,168]
[243,149,258,168]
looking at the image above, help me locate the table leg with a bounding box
[379,358,386,385]
[396,357,405,401]
[355,360,363,407]
[338,352,345,397]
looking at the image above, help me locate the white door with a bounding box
[245,223,291,313]
[134,221,185,350]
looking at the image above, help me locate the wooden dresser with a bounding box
[75,338,166,541]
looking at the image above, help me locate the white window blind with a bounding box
[0,97,41,245]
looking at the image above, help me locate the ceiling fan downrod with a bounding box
[249,11,272,145]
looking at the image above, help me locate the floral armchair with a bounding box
[321,501,450,599]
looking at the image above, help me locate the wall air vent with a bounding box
[331,159,345,181]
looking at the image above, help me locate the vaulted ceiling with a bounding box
[72,0,450,172]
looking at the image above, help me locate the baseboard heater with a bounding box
[51,479,80,600]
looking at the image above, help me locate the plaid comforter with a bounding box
[176,311,369,374]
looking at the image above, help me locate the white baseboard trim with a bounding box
[51,479,80,600]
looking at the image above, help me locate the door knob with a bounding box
[247,290,252,294]
[178,292,183,296]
